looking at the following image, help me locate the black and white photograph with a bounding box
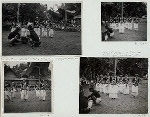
[79,57,148,114]
[3,62,52,113]
[2,2,81,55]
[101,2,147,41]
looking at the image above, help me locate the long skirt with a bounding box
[4,91,11,99]
[104,84,109,94]
[112,23,116,29]
[132,85,138,96]
[101,84,104,93]
[119,84,125,93]
[44,30,47,37]
[21,90,28,100]
[40,90,46,100]
[125,22,128,29]
[134,23,138,31]
[49,29,54,37]
[119,23,125,33]
[123,84,130,95]
[42,28,45,37]
[129,23,132,30]
[116,23,119,30]
[109,85,118,98]
[11,90,16,98]
[99,84,103,92]
[36,90,40,98]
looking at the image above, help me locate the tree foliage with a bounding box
[80,58,148,80]
[101,2,147,20]
[3,3,44,23]
[2,3,81,24]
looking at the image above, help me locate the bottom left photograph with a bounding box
[2,61,53,113]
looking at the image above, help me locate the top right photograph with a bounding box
[101,2,147,41]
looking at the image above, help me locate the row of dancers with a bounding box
[95,78,139,99]
[101,18,140,41]
[108,17,139,23]
[4,80,48,102]
[4,86,47,102]
[11,23,54,38]
[109,21,138,32]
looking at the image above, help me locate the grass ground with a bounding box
[4,90,51,113]
[2,31,81,55]
[105,23,147,41]
[83,79,148,114]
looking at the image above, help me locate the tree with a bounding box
[2,3,47,24]
[101,2,147,21]
[80,58,148,80]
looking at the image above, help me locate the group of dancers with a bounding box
[94,75,139,99]
[110,17,139,29]
[102,17,139,41]
[4,79,48,102]
[79,74,140,114]
[11,21,54,38]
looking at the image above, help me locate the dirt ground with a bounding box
[83,80,148,114]
[2,31,81,55]
[104,23,147,41]
[4,90,51,113]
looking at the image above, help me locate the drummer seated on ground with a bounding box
[88,88,101,104]
[8,26,21,46]
[79,91,91,114]
[27,25,41,47]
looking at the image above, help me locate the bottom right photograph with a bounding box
[79,57,148,114]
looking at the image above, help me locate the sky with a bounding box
[41,2,62,11]
[4,62,27,68]
[4,61,52,70]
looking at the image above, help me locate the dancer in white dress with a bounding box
[21,80,29,101]
[4,87,11,101]
[11,87,16,98]
[118,80,123,93]
[134,18,138,31]
[40,86,46,101]
[122,75,130,94]
[119,21,125,33]
[95,82,100,92]
[131,77,139,97]
[35,85,40,98]
[105,79,110,95]
[109,80,119,99]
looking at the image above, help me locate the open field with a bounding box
[4,90,51,113]
[104,23,147,41]
[2,31,81,55]
[83,80,148,114]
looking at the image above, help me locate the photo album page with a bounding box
[0,0,149,117]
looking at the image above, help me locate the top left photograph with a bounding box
[2,2,81,56]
